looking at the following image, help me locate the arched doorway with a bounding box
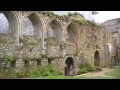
[94,50,100,67]
[65,57,75,76]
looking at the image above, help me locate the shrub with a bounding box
[2,55,15,64]
[78,62,95,75]
[0,65,57,79]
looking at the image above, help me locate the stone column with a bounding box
[41,24,48,66]
[14,24,19,46]
[15,51,24,71]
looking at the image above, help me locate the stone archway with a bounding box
[0,11,19,44]
[23,13,43,39]
[47,19,62,42]
[94,50,100,67]
[66,23,76,43]
[65,57,75,76]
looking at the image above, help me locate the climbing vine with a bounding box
[41,11,100,28]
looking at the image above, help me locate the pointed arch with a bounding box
[66,23,77,43]
[64,57,75,76]
[47,18,63,42]
[22,12,43,39]
[94,50,100,66]
[0,11,19,43]
[0,13,9,33]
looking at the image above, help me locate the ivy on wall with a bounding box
[41,11,101,28]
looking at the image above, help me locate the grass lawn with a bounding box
[1,65,119,79]
[27,75,116,79]
[105,65,120,79]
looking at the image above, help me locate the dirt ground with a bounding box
[75,68,117,78]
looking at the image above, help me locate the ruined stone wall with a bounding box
[0,11,115,75]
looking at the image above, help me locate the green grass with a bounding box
[0,64,118,79]
[27,75,115,79]
[0,65,60,79]
[105,65,120,78]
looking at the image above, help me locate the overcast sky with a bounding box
[93,11,120,23]
[54,11,120,24]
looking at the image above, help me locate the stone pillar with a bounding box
[15,51,24,71]
[41,37,46,55]
[16,58,24,71]
[14,25,19,46]
[29,60,37,69]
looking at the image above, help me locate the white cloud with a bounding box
[54,11,120,24]
[93,11,120,23]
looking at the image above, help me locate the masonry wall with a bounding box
[0,11,115,75]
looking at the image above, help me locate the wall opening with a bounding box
[0,11,18,43]
[48,20,62,42]
[0,13,9,33]
[66,24,76,43]
[48,58,52,65]
[23,18,34,36]
[10,60,16,69]
[24,60,29,67]
[65,57,75,76]
[37,59,41,67]
[23,13,43,39]
[94,50,100,67]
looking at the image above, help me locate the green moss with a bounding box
[78,61,95,75]
[95,43,100,49]
[0,33,12,44]
[105,65,120,78]
[42,11,100,27]
[20,36,39,46]
[2,55,15,64]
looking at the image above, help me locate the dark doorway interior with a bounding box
[94,50,100,67]
[24,60,29,67]
[65,57,74,76]
[37,59,41,67]
[10,60,16,68]
[48,58,52,65]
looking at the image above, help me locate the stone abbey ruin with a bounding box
[0,11,118,76]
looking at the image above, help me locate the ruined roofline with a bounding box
[41,11,100,28]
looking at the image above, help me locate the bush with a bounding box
[0,65,57,79]
[78,67,89,74]
[2,55,15,64]
[105,65,120,78]
[78,62,95,75]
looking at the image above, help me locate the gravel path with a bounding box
[75,68,117,78]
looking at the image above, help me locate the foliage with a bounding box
[42,11,99,27]
[0,33,12,44]
[2,55,15,64]
[0,65,58,79]
[95,43,100,49]
[19,36,39,46]
[78,62,95,75]
[105,65,120,78]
